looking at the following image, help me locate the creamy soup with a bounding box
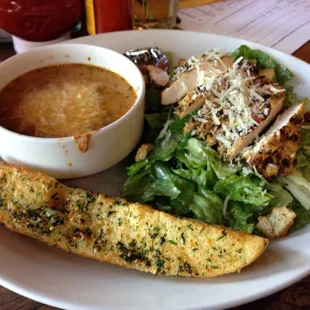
[0,64,137,138]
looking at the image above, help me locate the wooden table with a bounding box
[0,39,310,310]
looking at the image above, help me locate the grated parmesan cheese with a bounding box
[223,195,230,218]
[184,54,285,159]
[158,119,173,140]
[253,165,263,178]
[170,49,225,82]
[216,135,232,148]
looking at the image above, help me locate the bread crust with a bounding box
[0,162,268,277]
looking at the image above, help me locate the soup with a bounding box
[0,63,137,138]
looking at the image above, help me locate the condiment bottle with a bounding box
[85,0,132,34]
[0,0,82,53]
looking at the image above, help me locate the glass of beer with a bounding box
[132,0,179,29]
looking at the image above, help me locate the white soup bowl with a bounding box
[0,43,145,179]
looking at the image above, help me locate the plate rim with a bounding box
[1,29,310,310]
[1,265,310,310]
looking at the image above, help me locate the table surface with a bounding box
[0,39,310,310]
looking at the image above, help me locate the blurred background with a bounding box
[0,0,309,55]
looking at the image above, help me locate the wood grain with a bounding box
[0,39,309,310]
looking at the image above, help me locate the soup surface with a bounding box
[0,63,137,137]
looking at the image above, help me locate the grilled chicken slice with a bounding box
[147,65,169,88]
[173,55,286,161]
[161,55,233,105]
[178,89,206,118]
[226,92,285,160]
[180,87,285,160]
[162,62,215,105]
[243,102,305,180]
[183,120,199,135]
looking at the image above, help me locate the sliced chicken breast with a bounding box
[161,56,233,105]
[177,89,206,118]
[171,56,287,163]
[226,92,285,160]
[243,102,305,180]
[179,85,285,161]
[147,65,169,88]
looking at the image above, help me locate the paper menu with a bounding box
[178,0,310,54]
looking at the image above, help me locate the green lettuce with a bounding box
[284,87,297,107]
[269,188,294,208]
[124,162,196,215]
[145,87,163,113]
[184,138,238,179]
[299,125,310,150]
[124,129,271,232]
[278,170,310,210]
[231,45,294,85]
[145,111,170,129]
[124,45,310,236]
[214,175,270,207]
[289,201,310,233]
[225,201,255,234]
[189,190,223,224]
[266,181,294,208]
[173,167,217,189]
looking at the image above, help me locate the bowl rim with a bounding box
[0,43,146,143]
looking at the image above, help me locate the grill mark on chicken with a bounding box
[175,57,285,160]
[161,52,233,105]
[243,102,305,180]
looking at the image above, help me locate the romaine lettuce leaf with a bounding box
[294,124,310,181]
[269,188,294,208]
[184,138,238,179]
[189,190,224,224]
[225,201,254,234]
[284,87,297,107]
[299,125,310,150]
[231,45,294,85]
[127,132,179,177]
[214,175,270,207]
[125,132,273,230]
[169,173,196,215]
[289,201,310,233]
[124,161,196,215]
[278,170,310,210]
[265,181,293,208]
[145,111,170,129]
[145,87,162,113]
[173,167,217,189]
[168,111,198,134]
[151,163,182,199]
[296,149,310,170]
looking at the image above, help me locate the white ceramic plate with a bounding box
[1,30,310,310]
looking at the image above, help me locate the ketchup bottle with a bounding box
[85,0,132,34]
[0,0,82,42]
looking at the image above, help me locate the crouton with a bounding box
[135,144,154,162]
[256,207,296,239]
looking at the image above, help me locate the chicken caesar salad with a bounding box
[123,45,310,239]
